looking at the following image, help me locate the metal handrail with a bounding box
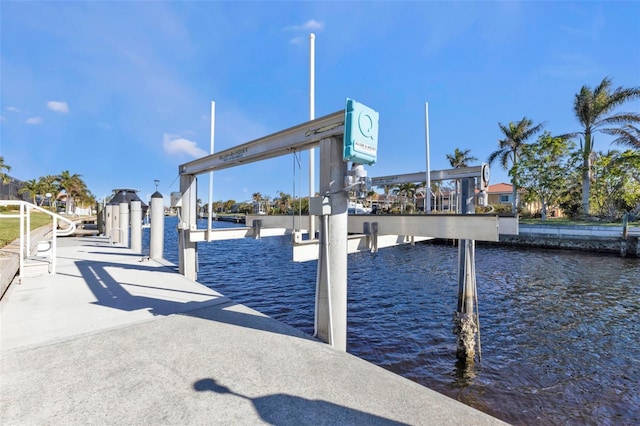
[0,200,77,278]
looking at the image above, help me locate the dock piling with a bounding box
[130,201,142,253]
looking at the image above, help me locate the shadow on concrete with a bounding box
[74,259,315,341]
[193,378,409,425]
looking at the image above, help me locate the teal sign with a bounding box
[343,98,378,165]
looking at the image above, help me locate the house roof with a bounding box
[487,183,525,194]
[488,183,512,193]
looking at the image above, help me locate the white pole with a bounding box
[308,33,316,239]
[425,102,432,213]
[208,101,215,238]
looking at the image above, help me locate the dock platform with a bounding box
[0,236,504,425]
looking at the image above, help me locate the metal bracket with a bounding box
[363,222,379,253]
[252,219,262,240]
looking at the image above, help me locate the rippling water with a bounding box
[147,217,640,425]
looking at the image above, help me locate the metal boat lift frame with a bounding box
[176,108,518,351]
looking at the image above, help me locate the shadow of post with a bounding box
[194,378,409,425]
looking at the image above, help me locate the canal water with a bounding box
[146,217,639,425]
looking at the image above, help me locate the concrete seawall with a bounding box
[0,236,506,424]
[495,223,640,257]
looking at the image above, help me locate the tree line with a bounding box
[0,158,95,215]
[484,77,639,220]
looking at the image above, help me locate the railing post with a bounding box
[19,202,24,282]
[51,216,57,275]
[26,205,31,256]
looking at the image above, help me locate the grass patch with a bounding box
[0,211,53,248]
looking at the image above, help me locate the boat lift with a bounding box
[175,100,518,355]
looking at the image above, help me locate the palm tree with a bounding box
[252,192,264,214]
[488,117,545,215]
[0,156,11,184]
[393,182,417,213]
[446,148,477,168]
[562,77,640,216]
[39,175,60,208]
[18,179,41,204]
[57,170,85,214]
[612,124,640,149]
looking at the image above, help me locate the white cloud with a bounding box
[285,19,324,32]
[47,101,69,114]
[0,115,6,122]
[25,117,43,125]
[6,106,21,113]
[289,36,304,45]
[163,133,207,158]
[97,122,112,130]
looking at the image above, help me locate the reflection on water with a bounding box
[147,217,640,425]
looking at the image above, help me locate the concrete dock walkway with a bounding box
[1,236,505,425]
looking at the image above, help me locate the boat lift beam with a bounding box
[179,110,344,175]
[177,110,349,350]
[370,164,490,190]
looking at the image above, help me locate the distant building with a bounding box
[0,176,28,201]
[487,183,563,217]
[486,183,523,208]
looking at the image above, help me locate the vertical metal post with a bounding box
[208,101,215,240]
[26,205,31,256]
[315,136,348,351]
[454,178,478,362]
[119,202,129,248]
[308,32,317,240]
[18,202,24,281]
[51,216,57,275]
[178,174,198,281]
[424,102,432,213]
[130,200,142,254]
[150,192,164,260]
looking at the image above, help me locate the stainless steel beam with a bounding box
[370,165,487,187]
[293,234,433,262]
[347,215,504,241]
[246,214,518,240]
[179,111,344,176]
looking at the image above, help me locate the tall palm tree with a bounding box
[446,148,477,168]
[488,117,545,215]
[252,192,263,214]
[0,156,11,184]
[562,77,640,216]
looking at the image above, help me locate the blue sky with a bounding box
[1,1,639,204]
